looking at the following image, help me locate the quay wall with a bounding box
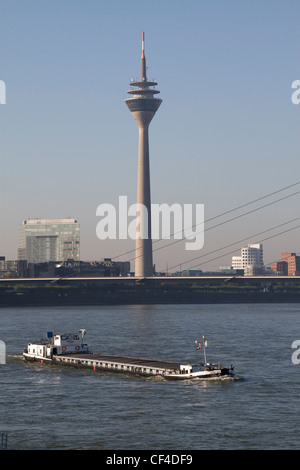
[1,276,300,306]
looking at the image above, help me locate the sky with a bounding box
[1,0,300,273]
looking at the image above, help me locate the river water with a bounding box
[1,303,300,450]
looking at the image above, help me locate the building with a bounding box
[217,266,244,276]
[270,260,288,276]
[231,256,243,271]
[56,259,130,277]
[18,218,80,264]
[281,253,300,276]
[125,32,162,277]
[232,243,264,275]
[0,257,27,278]
[271,253,300,276]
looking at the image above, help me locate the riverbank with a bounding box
[1,276,300,306]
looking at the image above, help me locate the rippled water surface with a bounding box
[1,303,300,449]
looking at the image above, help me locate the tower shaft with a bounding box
[136,121,152,276]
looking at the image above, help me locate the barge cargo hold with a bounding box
[54,353,181,377]
[23,330,234,380]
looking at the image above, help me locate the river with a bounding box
[1,303,300,450]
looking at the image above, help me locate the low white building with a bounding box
[232,243,264,275]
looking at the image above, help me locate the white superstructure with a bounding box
[23,329,89,362]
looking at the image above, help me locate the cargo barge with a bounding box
[23,329,234,380]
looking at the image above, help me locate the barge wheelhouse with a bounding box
[23,329,89,362]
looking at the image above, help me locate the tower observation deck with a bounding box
[125,32,162,277]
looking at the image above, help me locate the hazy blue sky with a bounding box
[1,0,300,273]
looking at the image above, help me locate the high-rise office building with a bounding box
[18,218,80,264]
[125,32,162,277]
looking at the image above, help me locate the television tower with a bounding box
[125,32,162,277]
